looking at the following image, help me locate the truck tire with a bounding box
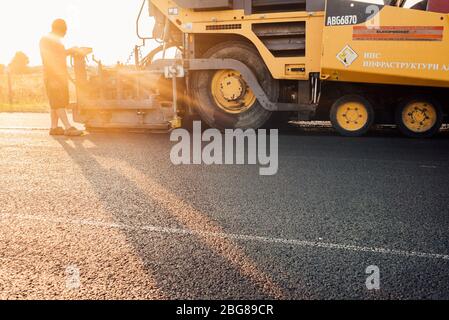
[330,95,375,137]
[396,97,443,138]
[191,41,279,130]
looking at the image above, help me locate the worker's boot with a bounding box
[49,127,65,136]
[64,127,83,137]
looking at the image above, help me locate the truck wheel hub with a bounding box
[220,75,245,101]
[211,70,257,114]
[336,102,368,131]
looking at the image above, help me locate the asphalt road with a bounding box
[0,113,448,300]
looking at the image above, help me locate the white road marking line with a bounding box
[1,213,449,261]
[420,165,438,169]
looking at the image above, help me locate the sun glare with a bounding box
[0,0,153,66]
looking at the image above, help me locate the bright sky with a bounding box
[0,0,155,66]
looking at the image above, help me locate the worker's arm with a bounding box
[65,47,80,84]
[66,47,79,56]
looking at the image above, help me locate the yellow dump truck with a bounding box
[72,0,449,138]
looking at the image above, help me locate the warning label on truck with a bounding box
[353,26,444,41]
[337,45,358,68]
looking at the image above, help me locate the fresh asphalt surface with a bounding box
[0,113,448,299]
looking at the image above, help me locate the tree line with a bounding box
[0,51,31,75]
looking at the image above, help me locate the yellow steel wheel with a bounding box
[401,102,437,133]
[211,70,257,114]
[336,101,369,132]
[330,95,374,137]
